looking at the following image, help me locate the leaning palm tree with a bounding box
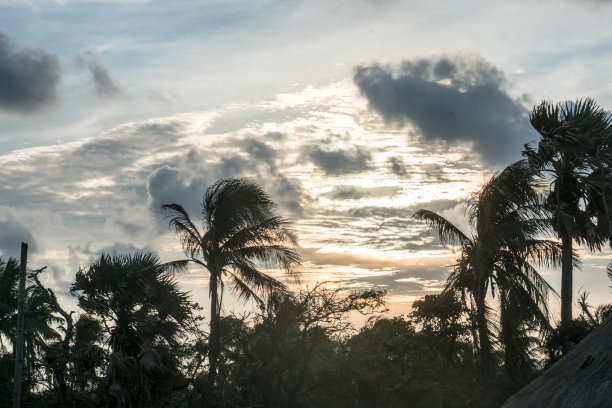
[162,178,301,389]
[523,98,612,352]
[414,160,560,378]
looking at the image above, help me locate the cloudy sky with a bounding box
[1,0,611,317]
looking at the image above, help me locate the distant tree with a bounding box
[343,314,500,408]
[410,291,469,366]
[163,178,301,390]
[523,98,612,352]
[71,251,192,407]
[414,160,560,378]
[228,284,386,408]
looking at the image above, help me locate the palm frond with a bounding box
[220,215,294,251]
[226,261,286,297]
[161,259,190,275]
[226,272,264,306]
[413,209,469,247]
[162,203,203,258]
[225,244,301,280]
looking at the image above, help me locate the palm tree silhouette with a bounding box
[0,256,61,397]
[523,98,612,352]
[414,161,560,377]
[71,251,192,405]
[162,178,301,389]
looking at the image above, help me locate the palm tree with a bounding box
[523,98,612,352]
[414,161,560,378]
[71,251,192,406]
[162,178,301,389]
[0,257,61,395]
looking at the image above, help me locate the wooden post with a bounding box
[13,242,27,408]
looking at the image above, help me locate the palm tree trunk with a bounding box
[208,271,220,392]
[561,232,573,354]
[13,243,27,408]
[500,290,520,384]
[474,283,493,376]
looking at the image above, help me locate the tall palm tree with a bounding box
[414,161,560,377]
[0,257,61,393]
[523,98,612,352]
[162,178,301,389]
[71,251,192,406]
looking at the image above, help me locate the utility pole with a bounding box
[13,242,27,408]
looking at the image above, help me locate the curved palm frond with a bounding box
[204,178,275,240]
[226,261,286,298]
[226,271,265,306]
[220,215,296,251]
[413,209,469,247]
[162,203,203,258]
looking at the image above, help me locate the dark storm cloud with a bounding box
[354,54,534,165]
[147,166,204,222]
[0,31,61,113]
[305,144,372,175]
[76,52,121,99]
[0,219,37,257]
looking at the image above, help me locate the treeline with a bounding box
[1,257,609,408]
[1,98,612,407]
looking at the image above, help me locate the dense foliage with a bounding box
[2,98,612,407]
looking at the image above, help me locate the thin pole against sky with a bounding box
[13,242,27,408]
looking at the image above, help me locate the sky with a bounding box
[1,0,611,320]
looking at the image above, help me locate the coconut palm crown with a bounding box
[414,160,561,379]
[523,98,612,352]
[162,178,301,388]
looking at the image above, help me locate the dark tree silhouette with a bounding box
[414,161,560,378]
[71,251,192,406]
[523,98,612,352]
[162,178,301,390]
[0,257,61,402]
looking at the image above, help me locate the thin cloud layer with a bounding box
[76,52,121,99]
[354,54,534,165]
[0,31,61,113]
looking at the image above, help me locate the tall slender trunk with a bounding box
[13,243,27,408]
[207,271,220,392]
[499,290,520,385]
[474,282,493,376]
[560,232,573,354]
